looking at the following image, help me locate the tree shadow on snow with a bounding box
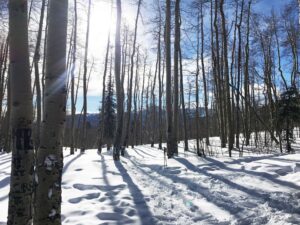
[204,157,300,190]
[0,176,10,189]
[223,154,284,165]
[114,160,157,225]
[0,158,12,166]
[136,160,244,219]
[133,147,156,158]
[127,158,221,224]
[175,158,300,215]
[63,153,82,174]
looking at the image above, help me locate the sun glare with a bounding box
[89,0,136,58]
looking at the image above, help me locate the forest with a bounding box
[0,0,300,224]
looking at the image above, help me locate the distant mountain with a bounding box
[64,107,212,129]
[65,113,100,129]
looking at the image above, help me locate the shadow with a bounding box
[223,154,283,165]
[136,161,243,218]
[133,147,156,158]
[63,153,74,158]
[266,157,300,163]
[130,148,145,159]
[114,160,157,225]
[204,157,300,190]
[63,153,82,174]
[98,155,134,225]
[0,176,10,189]
[0,165,11,171]
[127,158,220,223]
[0,158,11,166]
[175,158,300,214]
[0,195,8,202]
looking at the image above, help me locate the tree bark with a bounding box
[33,0,46,150]
[70,0,78,154]
[140,55,146,145]
[236,0,244,149]
[7,0,34,224]
[179,38,188,151]
[98,33,111,152]
[123,0,142,148]
[173,0,180,155]
[34,0,68,223]
[200,1,210,146]
[165,0,175,158]
[213,0,226,148]
[81,0,91,153]
[114,0,123,159]
[220,0,234,156]
[195,10,202,156]
[244,0,251,146]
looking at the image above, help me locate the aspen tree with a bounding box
[7,0,34,224]
[34,0,68,223]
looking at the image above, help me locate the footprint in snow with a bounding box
[125,208,136,217]
[251,166,261,170]
[96,212,134,223]
[73,183,99,190]
[274,166,293,176]
[68,192,100,204]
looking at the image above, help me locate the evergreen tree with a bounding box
[103,74,116,150]
[277,87,300,152]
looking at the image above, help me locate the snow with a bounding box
[0,140,300,224]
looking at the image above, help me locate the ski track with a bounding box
[0,142,300,225]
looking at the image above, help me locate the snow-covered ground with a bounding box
[0,141,300,225]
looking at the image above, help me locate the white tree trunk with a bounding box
[34,0,68,224]
[7,0,34,224]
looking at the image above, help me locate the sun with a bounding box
[89,0,137,59]
[89,0,113,58]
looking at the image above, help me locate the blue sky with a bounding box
[69,0,298,114]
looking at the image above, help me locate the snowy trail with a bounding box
[123,145,300,225]
[62,151,146,224]
[0,145,300,225]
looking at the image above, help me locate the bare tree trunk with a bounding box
[230,0,238,149]
[98,33,111,152]
[114,0,123,160]
[157,1,163,149]
[200,2,210,146]
[81,0,91,153]
[151,53,157,147]
[165,0,175,158]
[213,0,226,148]
[244,0,251,146]
[196,10,201,156]
[70,0,78,154]
[33,0,46,150]
[121,26,128,89]
[123,0,142,148]
[173,0,180,155]
[179,38,188,151]
[236,0,244,149]
[7,0,34,223]
[145,73,150,144]
[140,55,146,145]
[220,0,234,156]
[34,0,68,223]
[132,54,139,148]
